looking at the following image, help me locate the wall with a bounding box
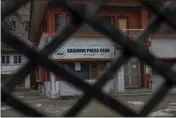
[1,54,28,74]
[47,6,141,33]
[150,38,176,91]
[39,66,124,98]
[150,38,176,58]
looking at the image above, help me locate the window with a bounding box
[100,16,115,25]
[156,23,165,33]
[25,23,29,32]
[61,62,89,80]
[148,16,165,33]
[56,62,109,80]
[91,63,97,79]
[78,63,89,80]
[149,16,176,34]
[55,14,65,32]
[166,24,176,33]
[13,55,22,64]
[2,55,10,65]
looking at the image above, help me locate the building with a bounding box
[1,3,32,88]
[29,0,175,98]
[1,42,31,88]
[150,38,176,90]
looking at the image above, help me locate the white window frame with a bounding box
[13,55,22,64]
[1,55,10,65]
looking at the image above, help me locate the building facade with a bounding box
[150,38,176,90]
[29,0,176,98]
[32,0,152,98]
[1,3,32,88]
[1,43,30,88]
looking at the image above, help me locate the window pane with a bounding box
[101,63,106,70]
[156,23,165,33]
[2,56,5,64]
[14,56,17,63]
[67,62,75,72]
[91,63,97,79]
[55,14,65,32]
[6,56,10,64]
[78,63,89,80]
[61,62,89,80]
[167,25,176,33]
[18,56,22,63]
[100,16,112,24]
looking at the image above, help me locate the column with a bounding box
[25,75,30,88]
[141,7,148,28]
[50,72,57,98]
[117,66,125,92]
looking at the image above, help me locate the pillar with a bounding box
[25,75,30,88]
[141,7,148,28]
[117,66,125,92]
[50,72,57,98]
[141,7,149,88]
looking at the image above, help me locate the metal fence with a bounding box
[1,0,176,117]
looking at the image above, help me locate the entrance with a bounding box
[118,18,127,30]
[124,58,140,88]
[18,79,25,87]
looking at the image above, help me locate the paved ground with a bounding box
[1,89,176,117]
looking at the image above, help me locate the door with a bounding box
[18,79,25,87]
[130,61,140,87]
[124,59,140,88]
[118,18,127,30]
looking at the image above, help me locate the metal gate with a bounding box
[1,0,176,117]
[124,58,140,88]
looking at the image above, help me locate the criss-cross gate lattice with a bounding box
[1,0,176,117]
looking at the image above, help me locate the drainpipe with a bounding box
[50,72,56,99]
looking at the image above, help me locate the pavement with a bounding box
[1,88,176,117]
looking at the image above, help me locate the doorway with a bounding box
[124,59,141,88]
[118,18,128,30]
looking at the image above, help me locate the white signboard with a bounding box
[52,46,115,59]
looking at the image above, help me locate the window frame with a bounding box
[148,16,176,34]
[54,13,117,35]
[13,55,22,64]
[1,55,10,65]
[54,14,66,32]
[54,62,108,80]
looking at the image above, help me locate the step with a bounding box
[12,91,42,97]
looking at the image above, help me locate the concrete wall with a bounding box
[150,38,176,58]
[150,38,176,91]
